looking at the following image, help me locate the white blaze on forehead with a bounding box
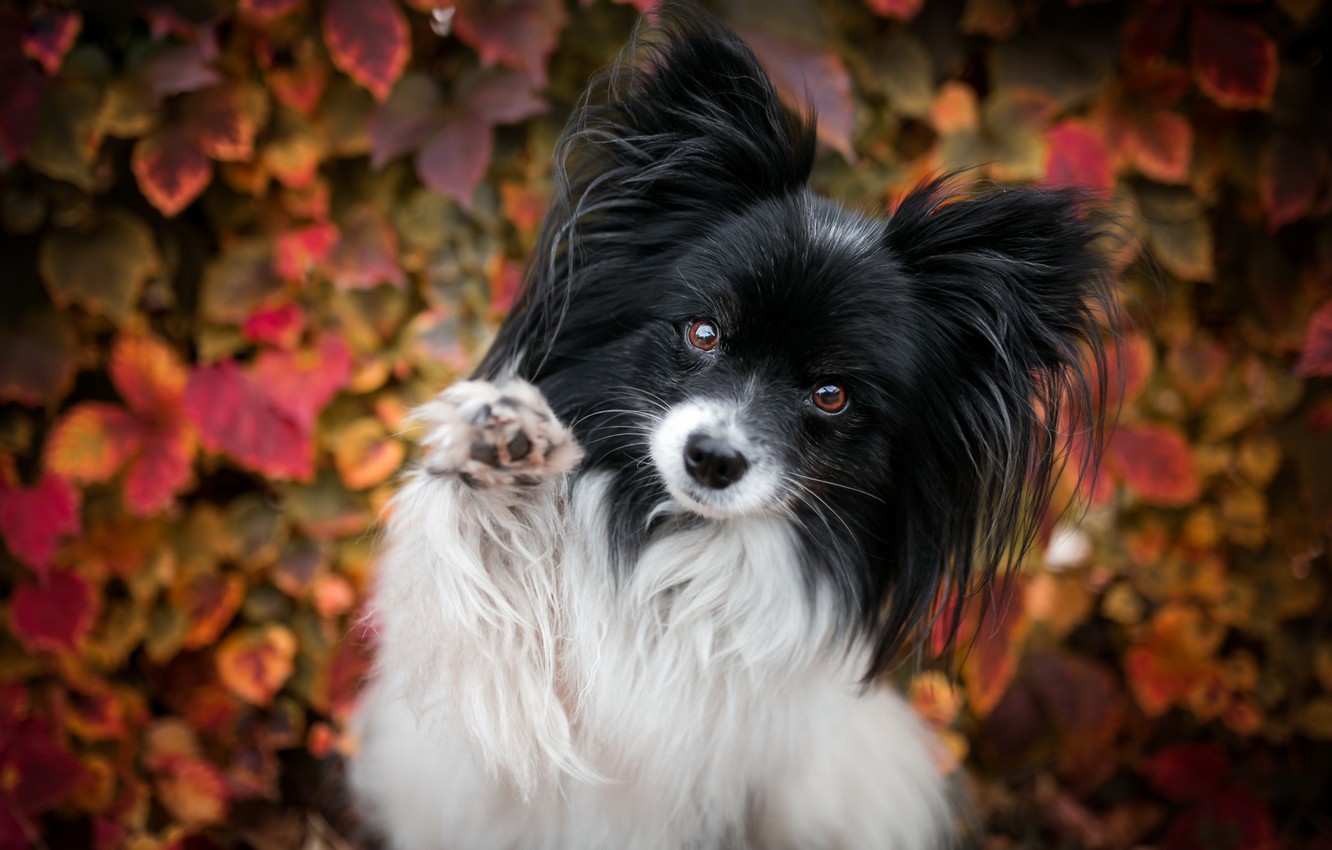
[649,399,785,519]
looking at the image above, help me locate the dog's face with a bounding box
[641,198,915,522]
[480,2,1111,673]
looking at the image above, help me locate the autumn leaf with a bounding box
[21,9,81,75]
[38,209,164,323]
[273,220,340,282]
[371,70,546,208]
[1140,743,1229,802]
[1118,108,1193,184]
[333,418,404,490]
[453,0,568,86]
[216,624,297,706]
[242,302,307,349]
[0,473,81,577]
[741,25,855,162]
[154,756,231,828]
[323,0,409,101]
[46,334,196,516]
[326,205,407,288]
[9,569,96,653]
[862,0,923,20]
[0,715,84,822]
[1043,121,1113,190]
[1260,134,1329,232]
[184,338,351,481]
[1190,9,1277,111]
[0,17,45,166]
[1106,424,1200,506]
[1296,301,1332,377]
[0,308,79,407]
[239,0,305,24]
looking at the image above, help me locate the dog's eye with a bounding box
[811,382,848,414]
[687,319,720,352]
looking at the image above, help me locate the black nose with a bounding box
[683,433,748,490]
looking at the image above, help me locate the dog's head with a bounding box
[482,1,1115,674]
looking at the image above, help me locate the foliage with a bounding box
[0,0,1329,847]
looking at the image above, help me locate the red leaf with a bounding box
[21,10,81,75]
[259,33,329,116]
[1,718,83,814]
[0,474,81,577]
[9,569,96,653]
[460,69,547,127]
[1043,121,1113,190]
[454,0,568,86]
[1296,301,1332,377]
[369,73,444,169]
[741,26,856,162]
[1164,785,1276,850]
[863,0,924,20]
[243,302,307,348]
[1190,9,1277,111]
[141,42,223,98]
[326,206,406,289]
[185,362,311,480]
[123,420,195,515]
[488,256,524,318]
[323,0,409,101]
[273,221,340,282]
[181,86,256,162]
[0,17,45,166]
[184,339,350,480]
[1124,0,1185,65]
[1106,424,1200,505]
[1124,108,1193,184]
[1259,134,1329,231]
[1140,743,1230,802]
[132,125,213,217]
[239,0,306,23]
[416,119,493,209]
[414,71,546,207]
[250,337,353,430]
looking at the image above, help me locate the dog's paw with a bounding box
[417,380,582,488]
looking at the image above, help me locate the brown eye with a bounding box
[812,382,848,414]
[687,319,720,351]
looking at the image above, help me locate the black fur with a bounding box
[478,1,1112,678]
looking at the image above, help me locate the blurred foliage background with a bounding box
[0,0,1330,847]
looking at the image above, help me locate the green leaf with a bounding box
[39,208,163,323]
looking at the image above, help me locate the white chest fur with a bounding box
[349,470,952,849]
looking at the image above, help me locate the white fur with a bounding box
[350,384,955,849]
[649,399,785,519]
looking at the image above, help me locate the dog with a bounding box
[348,3,1112,847]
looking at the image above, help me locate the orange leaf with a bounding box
[215,624,297,706]
[175,573,245,650]
[181,86,257,162]
[132,125,213,217]
[45,403,143,483]
[110,334,188,419]
[333,418,404,490]
[154,756,231,828]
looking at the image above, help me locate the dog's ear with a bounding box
[868,180,1115,674]
[557,0,816,218]
[478,1,815,379]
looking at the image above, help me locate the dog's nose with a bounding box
[683,433,748,489]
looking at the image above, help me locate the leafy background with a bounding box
[1,0,1330,847]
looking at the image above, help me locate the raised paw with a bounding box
[417,380,582,488]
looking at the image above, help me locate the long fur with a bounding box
[350,3,1113,848]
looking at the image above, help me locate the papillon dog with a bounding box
[348,2,1112,848]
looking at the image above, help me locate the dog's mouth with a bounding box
[649,402,783,519]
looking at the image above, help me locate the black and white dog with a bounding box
[349,3,1111,847]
